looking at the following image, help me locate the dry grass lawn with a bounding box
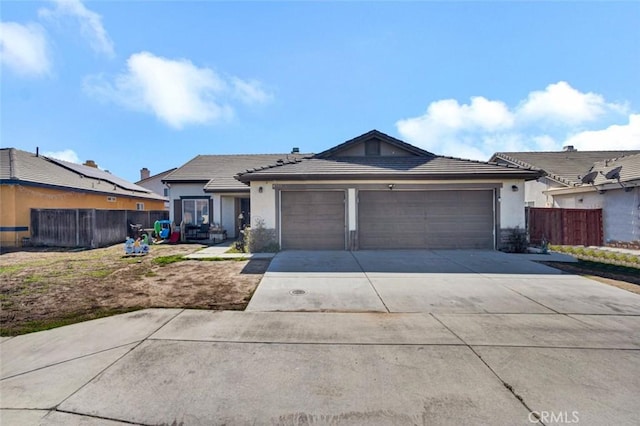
[0,243,269,336]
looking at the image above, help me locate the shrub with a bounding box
[502,227,528,253]
[246,218,279,253]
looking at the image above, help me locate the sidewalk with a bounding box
[2,308,639,425]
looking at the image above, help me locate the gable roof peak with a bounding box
[315,129,435,159]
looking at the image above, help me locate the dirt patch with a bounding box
[541,261,640,295]
[0,243,269,335]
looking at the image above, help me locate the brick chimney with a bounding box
[83,160,98,168]
[140,167,151,180]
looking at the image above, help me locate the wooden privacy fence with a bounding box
[30,209,169,248]
[527,207,603,246]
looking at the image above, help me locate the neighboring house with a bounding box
[135,167,177,210]
[163,152,307,239]
[0,148,167,247]
[235,130,540,250]
[489,148,639,207]
[490,149,640,245]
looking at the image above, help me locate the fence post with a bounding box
[91,209,96,248]
[75,209,80,247]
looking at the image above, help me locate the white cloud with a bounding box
[396,81,635,160]
[564,114,640,151]
[43,149,80,163]
[232,77,272,105]
[39,0,114,57]
[396,96,513,150]
[0,21,51,77]
[84,51,271,129]
[516,81,623,126]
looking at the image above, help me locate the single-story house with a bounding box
[490,149,640,245]
[163,152,307,239]
[234,130,541,250]
[489,148,639,207]
[0,148,167,247]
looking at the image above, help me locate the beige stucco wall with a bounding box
[250,182,277,228]
[248,178,528,245]
[499,179,527,228]
[523,177,566,207]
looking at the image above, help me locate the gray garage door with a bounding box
[358,190,494,249]
[281,191,346,250]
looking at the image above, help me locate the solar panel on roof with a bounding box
[47,158,151,193]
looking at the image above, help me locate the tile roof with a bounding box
[490,150,640,186]
[588,153,640,187]
[236,155,541,182]
[163,153,309,191]
[0,148,166,200]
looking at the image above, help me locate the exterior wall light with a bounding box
[258,186,263,193]
[511,185,519,192]
[388,184,394,190]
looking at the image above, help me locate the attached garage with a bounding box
[236,130,541,252]
[358,190,495,249]
[280,191,346,250]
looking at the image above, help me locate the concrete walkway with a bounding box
[2,250,639,425]
[184,242,275,260]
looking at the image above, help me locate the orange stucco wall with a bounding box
[0,184,165,247]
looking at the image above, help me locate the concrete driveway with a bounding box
[247,250,640,314]
[2,250,640,425]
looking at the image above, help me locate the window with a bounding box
[182,199,209,225]
[365,139,380,156]
[163,188,169,196]
[136,202,145,210]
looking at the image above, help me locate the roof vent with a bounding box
[291,147,300,154]
[563,145,576,152]
[83,160,98,168]
[276,159,284,164]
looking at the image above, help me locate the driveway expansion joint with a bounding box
[55,309,185,410]
[349,251,390,313]
[430,313,544,424]
[0,341,143,382]
[501,284,560,314]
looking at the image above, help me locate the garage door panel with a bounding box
[358,190,494,249]
[281,191,345,250]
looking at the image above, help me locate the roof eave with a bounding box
[237,171,542,182]
[0,179,167,201]
[203,187,250,193]
[162,179,210,184]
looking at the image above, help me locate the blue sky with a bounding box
[2,1,639,183]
